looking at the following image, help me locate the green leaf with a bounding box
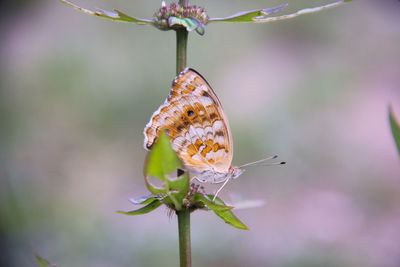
[253,0,351,23]
[118,199,162,216]
[144,131,189,210]
[33,251,53,267]
[209,0,351,24]
[169,17,196,31]
[59,0,153,24]
[145,131,182,180]
[389,106,400,155]
[210,195,249,230]
[209,4,287,23]
[168,17,205,35]
[129,194,160,205]
[192,193,233,211]
[195,24,205,35]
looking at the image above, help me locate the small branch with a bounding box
[177,209,191,267]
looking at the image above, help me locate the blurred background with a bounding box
[1,0,399,266]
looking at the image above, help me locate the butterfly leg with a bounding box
[190,176,204,190]
[212,177,231,201]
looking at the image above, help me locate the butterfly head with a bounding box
[230,166,245,180]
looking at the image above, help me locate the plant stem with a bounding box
[176,1,190,265]
[177,0,188,74]
[176,29,188,75]
[175,3,190,264]
[177,209,191,267]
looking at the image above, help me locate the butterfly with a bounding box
[144,68,284,199]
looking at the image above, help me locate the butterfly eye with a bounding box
[165,129,171,135]
[187,110,194,117]
[177,168,185,177]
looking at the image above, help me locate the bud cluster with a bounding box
[189,183,205,195]
[154,2,209,30]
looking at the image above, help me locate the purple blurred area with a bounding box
[1,0,399,266]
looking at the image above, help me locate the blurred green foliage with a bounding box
[389,106,400,154]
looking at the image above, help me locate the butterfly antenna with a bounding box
[248,161,286,167]
[239,155,281,168]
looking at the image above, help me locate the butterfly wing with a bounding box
[167,68,215,101]
[168,68,233,156]
[143,69,233,178]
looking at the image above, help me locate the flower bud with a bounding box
[153,2,209,31]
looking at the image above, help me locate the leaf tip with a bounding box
[389,105,400,155]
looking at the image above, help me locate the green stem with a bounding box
[177,209,191,267]
[176,1,190,266]
[176,29,188,75]
[176,2,190,263]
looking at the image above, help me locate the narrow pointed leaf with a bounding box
[118,199,162,215]
[113,9,152,24]
[253,0,351,23]
[389,106,400,155]
[209,4,287,23]
[192,193,233,211]
[33,251,53,267]
[261,4,290,16]
[211,196,249,230]
[129,194,160,205]
[59,0,153,24]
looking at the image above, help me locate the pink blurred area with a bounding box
[1,0,399,266]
